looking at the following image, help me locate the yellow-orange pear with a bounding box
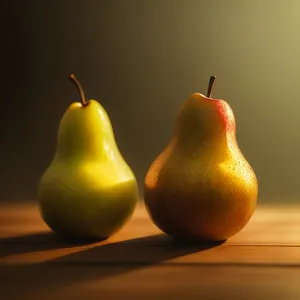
[144,76,258,242]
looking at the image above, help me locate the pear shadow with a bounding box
[46,233,225,266]
[0,231,96,258]
[0,234,225,298]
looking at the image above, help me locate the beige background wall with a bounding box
[2,1,300,202]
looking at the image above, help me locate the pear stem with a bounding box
[207,76,217,98]
[69,74,88,106]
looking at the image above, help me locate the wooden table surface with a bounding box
[1,201,300,300]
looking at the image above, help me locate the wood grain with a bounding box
[0,201,300,299]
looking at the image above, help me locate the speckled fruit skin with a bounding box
[144,93,258,242]
[38,100,139,241]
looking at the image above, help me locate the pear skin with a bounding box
[144,77,258,242]
[38,74,139,241]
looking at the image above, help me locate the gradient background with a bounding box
[2,0,300,203]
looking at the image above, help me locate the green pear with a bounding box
[38,74,139,241]
[144,76,258,243]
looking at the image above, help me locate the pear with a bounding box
[144,76,258,243]
[38,74,139,241]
